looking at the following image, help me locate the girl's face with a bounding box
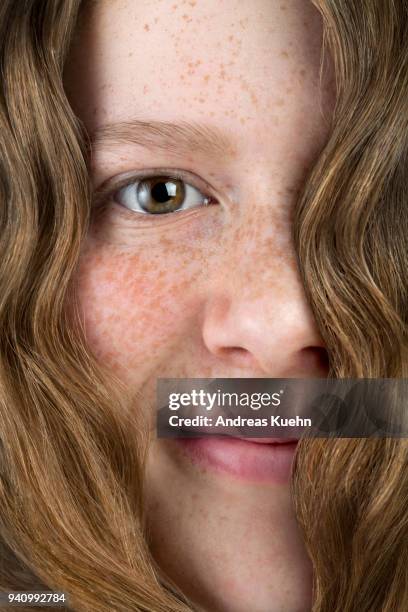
[65,1,335,610]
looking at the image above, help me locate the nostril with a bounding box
[317,347,330,370]
[301,346,330,374]
[219,346,248,357]
[217,346,254,366]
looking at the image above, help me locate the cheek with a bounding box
[73,236,203,383]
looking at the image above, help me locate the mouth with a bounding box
[173,436,299,484]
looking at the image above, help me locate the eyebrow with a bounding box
[90,119,238,160]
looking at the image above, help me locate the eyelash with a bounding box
[92,168,217,217]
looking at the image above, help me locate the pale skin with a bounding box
[64,1,335,610]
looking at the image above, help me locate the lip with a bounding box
[173,436,299,484]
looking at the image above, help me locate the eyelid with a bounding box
[92,167,217,210]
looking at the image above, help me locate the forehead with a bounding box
[66,0,328,142]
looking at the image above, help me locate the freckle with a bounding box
[128,52,133,57]
[144,23,150,31]
[280,50,289,59]
[276,98,284,106]
[203,74,210,82]
[172,3,178,9]
[228,34,234,42]
[189,0,196,5]
[240,117,246,124]
[182,13,189,20]
[299,69,306,77]
[285,87,293,94]
[280,4,287,10]
[198,98,205,103]
[154,17,159,23]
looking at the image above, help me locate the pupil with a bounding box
[152,181,174,203]
[137,177,184,213]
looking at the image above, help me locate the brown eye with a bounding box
[137,176,185,213]
[114,175,212,215]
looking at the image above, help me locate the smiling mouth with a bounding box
[173,436,299,484]
[237,436,300,444]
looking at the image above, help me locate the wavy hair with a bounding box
[0,1,406,611]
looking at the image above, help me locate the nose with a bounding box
[201,209,329,377]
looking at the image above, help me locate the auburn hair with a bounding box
[0,1,406,610]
